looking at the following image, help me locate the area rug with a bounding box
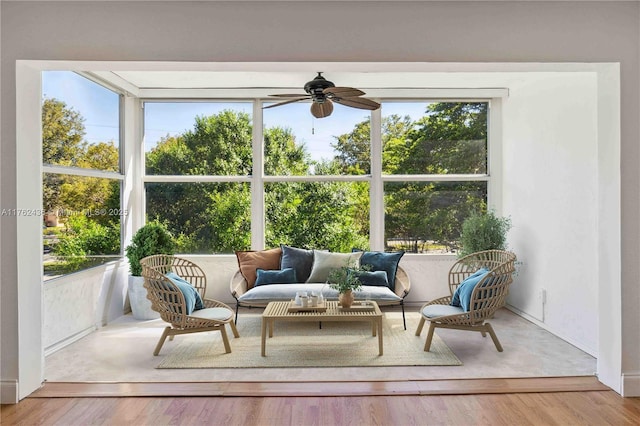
[156,312,462,369]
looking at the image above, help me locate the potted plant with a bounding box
[458,210,512,257]
[125,221,175,319]
[327,265,365,308]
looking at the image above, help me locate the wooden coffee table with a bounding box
[261,300,383,356]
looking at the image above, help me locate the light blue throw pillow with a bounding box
[450,268,490,311]
[165,272,205,314]
[255,268,298,286]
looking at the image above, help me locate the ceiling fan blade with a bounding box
[263,97,308,109]
[332,96,380,111]
[324,87,365,98]
[310,100,334,118]
[268,93,311,98]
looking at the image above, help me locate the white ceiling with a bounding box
[80,62,599,98]
[104,70,514,90]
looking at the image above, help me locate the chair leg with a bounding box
[424,322,436,352]
[153,326,172,356]
[234,303,240,324]
[229,320,240,338]
[484,323,503,352]
[415,317,426,336]
[401,302,407,330]
[220,325,232,353]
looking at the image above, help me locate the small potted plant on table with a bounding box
[327,266,364,308]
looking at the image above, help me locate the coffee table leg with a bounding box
[378,319,383,356]
[261,318,267,356]
[371,321,376,336]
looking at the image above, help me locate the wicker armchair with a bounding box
[140,254,239,356]
[415,250,517,352]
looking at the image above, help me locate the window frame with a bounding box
[140,95,501,253]
[42,71,126,278]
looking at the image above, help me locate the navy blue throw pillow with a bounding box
[255,267,298,286]
[353,250,404,291]
[280,245,314,283]
[352,269,389,287]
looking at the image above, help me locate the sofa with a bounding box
[230,245,411,329]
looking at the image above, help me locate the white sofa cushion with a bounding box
[237,283,402,305]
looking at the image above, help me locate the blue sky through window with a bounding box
[43,71,429,163]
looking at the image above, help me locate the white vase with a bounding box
[127,275,160,320]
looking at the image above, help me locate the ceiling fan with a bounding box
[264,72,381,118]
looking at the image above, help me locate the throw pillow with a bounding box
[354,250,404,291]
[352,269,389,287]
[255,267,298,286]
[450,268,490,311]
[280,244,314,283]
[236,248,282,289]
[306,250,363,283]
[165,272,205,315]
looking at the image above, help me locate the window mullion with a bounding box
[251,99,265,250]
[370,105,384,251]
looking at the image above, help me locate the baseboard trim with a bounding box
[44,326,96,357]
[622,372,640,397]
[29,376,609,398]
[1,380,19,404]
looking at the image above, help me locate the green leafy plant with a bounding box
[125,221,175,276]
[458,210,511,257]
[327,264,371,294]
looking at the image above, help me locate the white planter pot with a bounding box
[128,275,160,320]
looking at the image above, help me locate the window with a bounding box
[381,101,489,253]
[263,102,370,175]
[145,102,253,176]
[144,99,490,254]
[42,72,123,278]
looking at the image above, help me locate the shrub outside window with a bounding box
[144,100,489,254]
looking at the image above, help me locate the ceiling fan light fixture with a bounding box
[311,100,333,119]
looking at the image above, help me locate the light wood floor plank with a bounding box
[7,391,639,426]
[28,375,609,398]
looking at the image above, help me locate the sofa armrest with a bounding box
[230,270,248,299]
[394,266,411,298]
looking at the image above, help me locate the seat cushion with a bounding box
[235,248,282,289]
[421,304,465,318]
[280,245,314,283]
[189,307,233,321]
[237,283,402,305]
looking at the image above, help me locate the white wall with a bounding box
[503,72,599,355]
[43,260,128,353]
[1,1,638,401]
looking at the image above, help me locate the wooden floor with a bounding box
[4,376,640,425]
[3,389,640,425]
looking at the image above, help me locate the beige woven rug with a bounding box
[156,312,462,369]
